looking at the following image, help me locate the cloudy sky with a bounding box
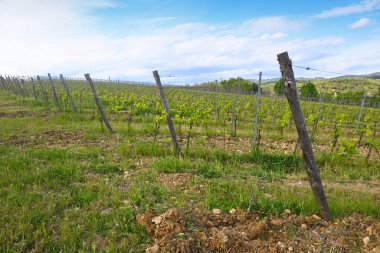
[0,0,380,83]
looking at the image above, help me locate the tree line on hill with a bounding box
[190,77,380,107]
[274,78,380,107]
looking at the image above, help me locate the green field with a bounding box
[0,78,379,252]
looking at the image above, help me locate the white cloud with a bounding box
[0,1,379,83]
[241,16,304,35]
[350,18,371,28]
[316,0,380,18]
[260,32,288,40]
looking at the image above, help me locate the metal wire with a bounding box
[292,64,356,77]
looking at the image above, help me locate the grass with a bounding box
[0,88,379,251]
[0,145,149,252]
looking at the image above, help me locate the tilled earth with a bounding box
[137,208,380,253]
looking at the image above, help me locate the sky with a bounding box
[0,0,380,84]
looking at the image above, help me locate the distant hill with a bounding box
[253,72,380,84]
[335,72,380,79]
[260,73,380,97]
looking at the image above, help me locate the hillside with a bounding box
[261,77,380,97]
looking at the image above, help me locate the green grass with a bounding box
[1,87,379,252]
[0,145,148,252]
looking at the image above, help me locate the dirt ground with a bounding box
[0,129,122,150]
[1,129,378,161]
[137,208,380,253]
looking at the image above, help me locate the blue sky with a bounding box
[1,0,380,84]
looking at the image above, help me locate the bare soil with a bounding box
[157,173,192,188]
[285,179,380,195]
[204,136,379,161]
[0,130,122,151]
[137,208,380,253]
[0,111,35,118]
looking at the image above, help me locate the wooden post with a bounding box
[84,74,114,133]
[215,80,219,120]
[0,76,8,91]
[153,70,181,157]
[47,73,62,112]
[20,79,30,97]
[5,77,14,94]
[357,92,366,130]
[37,75,49,103]
[14,78,25,97]
[277,51,332,221]
[230,79,240,137]
[30,78,38,101]
[60,74,78,113]
[0,76,5,89]
[253,72,262,149]
[317,92,324,123]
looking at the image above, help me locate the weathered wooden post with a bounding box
[37,76,49,103]
[153,70,181,157]
[14,78,25,97]
[60,74,78,113]
[230,79,241,137]
[317,92,324,123]
[357,92,366,130]
[277,51,332,220]
[0,76,5,89]
[215,80,219,120]
[84,74,114,133]
[30,78,38,101]
[0,76,9,92]
[20,79,30,97]
[5,77,13,94]
[47,73,62,112]
[3,76,9,92]
[6,76,15,94]
[253,72,262,149]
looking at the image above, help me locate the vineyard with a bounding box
[1,71,380,252]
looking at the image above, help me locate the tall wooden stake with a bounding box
[253,72,262,149]
[31,78,38,101]
[37,76,49,103]
[0,76,5,89]
[6,77,15,94]
[153,70,181,157]
[357,92,366,130]
[277,51,332,221]
[14,78,25,97]
[317,92,324,123]
[230,79,240,137]
[47,73,62,112]
[84,74,114,133]
[60,74,78,113]
[21,79,30,97]
[0,76,8,91]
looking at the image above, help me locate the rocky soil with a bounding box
[137,208,380,253]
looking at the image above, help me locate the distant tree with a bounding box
[220,77,257,94]
[273,78,284,96]
[250,82,259,94]
[300,81,319,100]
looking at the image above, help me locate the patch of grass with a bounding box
[152,157,221,178]
[0,145,149,252]
[205,179,380,218]
[317,153,380,181]
[127,177,166,209]
[242,150,302,173]
[206,180,251,211]
[90,163,122,175]
[117,140,172,157]
[69,185,98,207]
